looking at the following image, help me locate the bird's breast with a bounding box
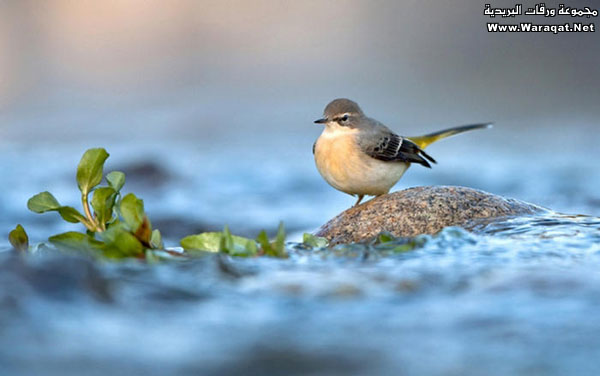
[314,130,408,196]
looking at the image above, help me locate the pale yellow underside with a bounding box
[314,126,409,197]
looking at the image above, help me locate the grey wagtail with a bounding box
[313,98,491,206]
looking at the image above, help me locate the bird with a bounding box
[313,98,491,207]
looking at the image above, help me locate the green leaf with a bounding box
[57,206,87,223]
[256,230,270,252]
[245,239,258,254]
[76,148,109,195]
[150,229,163,249]
[273,221,286,257]
[370,232,427,253]
[27,192,86,224]
[27,191,60,213]
[8,224,29,252]
[181,232,222,252]
[375,232,395,244]
[119,193,145,231]
[107,231,144,258]
[181,229,257,256]
[219,226,234,253]
[302,233,328,248]
[256,223,287,258]
[101,224,145,258]
[49,231,105,254]
[118,193,152,245]
[91,187,117,225]
[219,226,257,257]
[106,171,125,192]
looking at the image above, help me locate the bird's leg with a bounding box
[354,195,364,207]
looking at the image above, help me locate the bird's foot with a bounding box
[353,195,365,207]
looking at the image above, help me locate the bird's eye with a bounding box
[334,114,350,125]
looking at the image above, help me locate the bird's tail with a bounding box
[408,123,492,150]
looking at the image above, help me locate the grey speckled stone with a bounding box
[315,186,547,245]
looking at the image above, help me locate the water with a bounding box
[1,213,600,375]
[1,74,600,376]
[1,1,599,372]
[1,139,600,375]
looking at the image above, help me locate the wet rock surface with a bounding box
[315,186,546,244]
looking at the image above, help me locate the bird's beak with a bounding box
[314,118,327,124]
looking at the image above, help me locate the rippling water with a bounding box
[1,212,600,375]
[1,127,600,375]
[2,1,599,373]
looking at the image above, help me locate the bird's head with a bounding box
[314,98,365,130]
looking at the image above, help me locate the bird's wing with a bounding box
[359,126,436,168]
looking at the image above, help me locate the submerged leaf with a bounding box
[8,224,29,252]
[375,232,396,244]
[27,191,60,213]
[76,148,109,195]
[302,233,328,248]
[106,171,126,192]
[369,232,427,253]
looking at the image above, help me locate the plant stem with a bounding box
[81,193,98,232]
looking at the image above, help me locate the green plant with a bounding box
[302,233,328,249]
[23,148,159,259]
[10,147,314,260]
[181,222,288,258]
[8,224,28,252]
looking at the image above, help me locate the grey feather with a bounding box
[323,98,363,118]
[357,119,436,168]
[315,98,436,167]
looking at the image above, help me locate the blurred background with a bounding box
[1,0,598,242]
[1,3,600,375]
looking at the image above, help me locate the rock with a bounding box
[315,186,547,244]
